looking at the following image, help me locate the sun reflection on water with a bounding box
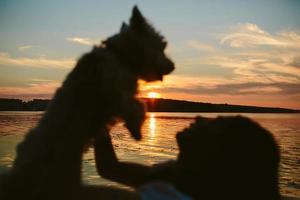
[149,113,156,137]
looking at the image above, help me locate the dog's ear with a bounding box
[120,22,129,33]
[130,6,147,33]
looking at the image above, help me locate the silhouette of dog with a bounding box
[0,6,174,200]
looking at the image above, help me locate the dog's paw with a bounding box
[123,100,145,140]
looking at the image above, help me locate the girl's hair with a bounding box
[175,116,280,200]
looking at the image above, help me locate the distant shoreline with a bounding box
[0,98,299,113]
[142,98,300,114]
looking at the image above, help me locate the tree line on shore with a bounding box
[0,98,299,113]
[143,98,299,113]
[0,98,50,111]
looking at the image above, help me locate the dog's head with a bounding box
[103,6,174,82]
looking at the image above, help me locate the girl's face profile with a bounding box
[175,117,224,169]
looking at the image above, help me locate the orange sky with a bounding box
[0,1,300,109]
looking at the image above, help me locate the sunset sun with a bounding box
[147,92,160,99]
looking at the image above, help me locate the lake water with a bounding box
[0,111,299,199]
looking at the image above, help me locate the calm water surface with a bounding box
[0,111,299,198]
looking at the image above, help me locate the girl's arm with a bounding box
[94,131,175,188]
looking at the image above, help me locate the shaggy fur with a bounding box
[0,6,174,200]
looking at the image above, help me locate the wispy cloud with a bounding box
[66,37,99,46]
[141,75,299,95]
[140,74,300,108]
[199,55,300,80]
[31,78,54,82]
[0,81,60,100]
[186,40,215,52]
[237,86,282,94]
[0,52,75,69]
[220,23,300,48]
[18,45,35,51]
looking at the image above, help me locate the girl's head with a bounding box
[174,116,280,199]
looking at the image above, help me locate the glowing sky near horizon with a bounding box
[0,0,300,109]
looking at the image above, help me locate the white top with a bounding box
[138,181,193,200]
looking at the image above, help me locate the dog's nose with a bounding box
[162,59,175,75]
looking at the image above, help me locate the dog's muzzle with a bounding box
[161,59,175,75]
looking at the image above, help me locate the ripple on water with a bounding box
[0,111,299,198]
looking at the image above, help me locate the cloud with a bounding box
[139,61,300,108]
[237,86,282,94]
[31,78,54,82]
[199,54,300,80]
[290,56,300,68]
[186,40,215,52]
[141,74,300,109]
[220,23,300,48]
[154,78,300,97]
[179,24,300,94]
[18,45,34,51]
[67,37,99,46]
[0,52,75,69]
[0,81,60,100]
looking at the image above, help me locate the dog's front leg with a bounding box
[121,98,145,140]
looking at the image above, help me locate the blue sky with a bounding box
[1,0,300,108]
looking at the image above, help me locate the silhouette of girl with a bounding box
[94,116,280,200]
